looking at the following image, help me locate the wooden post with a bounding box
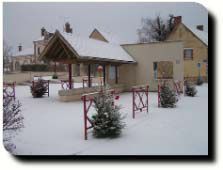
[68,64,72,89]
[103,65,106,86]
[88,64,91,88]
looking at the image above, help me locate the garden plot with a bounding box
[5,84,208,155]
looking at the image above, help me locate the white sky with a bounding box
[3,2,208,53]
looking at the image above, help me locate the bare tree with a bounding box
[137,14,175,42]
[3,40,13,73]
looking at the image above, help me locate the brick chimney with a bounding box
[174,16,182,26]
[196,25,204,31]
[18,44,22,52]
[41,27,46,36]
[64,22,72,33]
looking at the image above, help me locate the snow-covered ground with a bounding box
[4,84,208,155]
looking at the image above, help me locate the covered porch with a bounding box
[39,30,135,101]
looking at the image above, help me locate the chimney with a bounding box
[41,27,46,36]
[65,22,72,33]
[18,44,22,52]
[196,25,204,31]
[174,16,182,26]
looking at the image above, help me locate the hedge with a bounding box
[21,64,49,72]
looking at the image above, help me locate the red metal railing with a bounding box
[3,82,16,100]
[61,80,73,90]
[81,89,119,140]
[132,85,149,119]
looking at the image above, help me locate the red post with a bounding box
[83,95,87,140]
[132,88,135,119]
[68,64,72,89]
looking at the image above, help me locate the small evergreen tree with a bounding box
[185,81,197,97]
[31,79,48,98]
[160,83,178,108]
[92,91,125,138]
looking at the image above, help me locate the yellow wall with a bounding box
[166,24,208,80]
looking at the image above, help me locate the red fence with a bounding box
[3,82,16,100]
[132,85,149,119]
[32,80,50,97]
[81,89,118,140]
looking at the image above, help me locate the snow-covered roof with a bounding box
[185,25,208,46]
[13,48,34,57]
[34,36,44,42]
[59,31,135,63]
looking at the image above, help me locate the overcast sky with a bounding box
[3,2,208,53]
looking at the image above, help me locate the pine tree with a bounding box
[92,92,125,138]
[160,83,178,108]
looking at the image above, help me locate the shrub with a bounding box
[160,83,178,108]
[52,74,58,79]
[31,79,48,98]
[21,64,48,72]
[3,97,23,153]
[91,91,125,138]
[197,76,203,86]
[185,81,197,97]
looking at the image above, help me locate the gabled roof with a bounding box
[13,48,34,57]
[185,25,208,46]
[41,30,135,63]
[168,22,208,47]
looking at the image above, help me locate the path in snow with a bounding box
[5,84,208,155]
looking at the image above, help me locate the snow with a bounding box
[13,48,34,57]
[5,84,208,155]
[60,31,135,63]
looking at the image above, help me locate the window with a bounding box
[153,62,158,79]
[109,65,116,80]
[184,49,193,60]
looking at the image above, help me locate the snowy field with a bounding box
[5,83,208,155]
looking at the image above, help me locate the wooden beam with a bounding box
[68,64,72,89]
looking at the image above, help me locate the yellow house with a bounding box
[166,16,208,81]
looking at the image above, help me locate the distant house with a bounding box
[12,27,54,71]
[166,16,208,81]
[12,45,35,71]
